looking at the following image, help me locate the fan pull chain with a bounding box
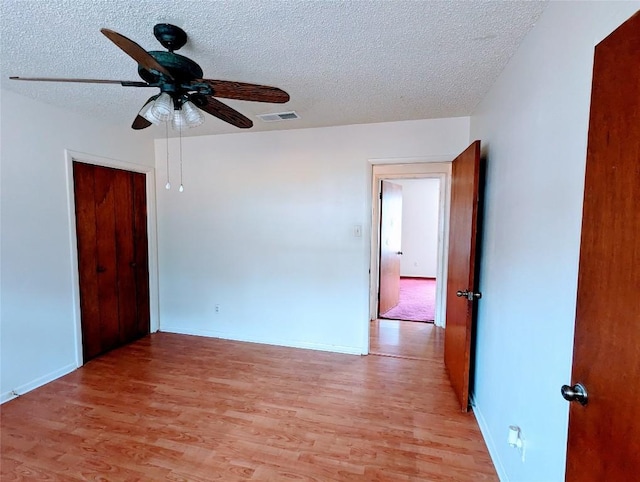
[165,122,171,190]
[178,125,184,192]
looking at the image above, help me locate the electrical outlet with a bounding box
[215,304,220,314]
[508,425,526,463]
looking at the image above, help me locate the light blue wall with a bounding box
[470,2,640,481]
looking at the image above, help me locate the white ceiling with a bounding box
[0,0,547,138]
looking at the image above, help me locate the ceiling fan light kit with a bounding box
[140,94,204,130]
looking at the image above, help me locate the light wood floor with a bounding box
[2,327,497,481]
[370,319,442,361]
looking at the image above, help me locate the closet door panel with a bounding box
[93,166,120,352]
[73,163,101,360]
[113,170,138,344]
[132,172,151,338]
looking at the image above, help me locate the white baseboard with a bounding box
[471,394,509,482]
[160,325,364,356]
[1,363,77,404]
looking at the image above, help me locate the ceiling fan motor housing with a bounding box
[140,24,210,102]
[138,51,206,100]
[138,52,203,82]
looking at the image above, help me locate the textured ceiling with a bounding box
[0,0,547,138]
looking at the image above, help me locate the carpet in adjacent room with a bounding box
[380,277,435,322]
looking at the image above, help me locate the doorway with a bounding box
[368,144,482,411]
[368,162,452,334]
[65,150,160,367]
[378,178,441,323]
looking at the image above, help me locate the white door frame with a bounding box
[64,149,160,368]
[368,160,452,341]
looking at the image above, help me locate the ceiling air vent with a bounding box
[257,111,301,122]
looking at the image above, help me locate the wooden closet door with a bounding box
[73,162,150,362]
[73,163,102,360]
[132,172,151,339]
[112,169,137,345]
[93,165,121,351]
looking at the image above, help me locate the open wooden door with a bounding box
[378,181,403,315]
[564,11,640,480]
[444,141,482,412]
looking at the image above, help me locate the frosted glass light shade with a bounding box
[145,93,173,123]
[138,100,157,123]
[171,101,205,130]
[171,109,189,130]
[182,101,205,127]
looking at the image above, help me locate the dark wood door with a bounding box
[565,11,640,480]
[444,141,481,412]
[73,162,150,362]
[378,180,403,315]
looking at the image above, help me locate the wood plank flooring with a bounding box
[370,319,442,361]
[1,329,497,481]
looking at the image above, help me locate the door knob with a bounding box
[456,289,482,300]
[396,251,403,255]
[561,383,588,406]
[96,265,106,273]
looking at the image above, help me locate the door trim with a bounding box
[64,149,160,368]
[367,159,452,352]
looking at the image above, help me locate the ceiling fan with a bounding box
[10,24,290,130]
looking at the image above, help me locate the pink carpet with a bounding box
[380,277,436,322]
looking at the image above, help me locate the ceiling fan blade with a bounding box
[132,115,152,130]
[199,79,289,103]
[195,95,253,128]
[9,76,151,87]
[132,96,158,130]
[101,28,174,80]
